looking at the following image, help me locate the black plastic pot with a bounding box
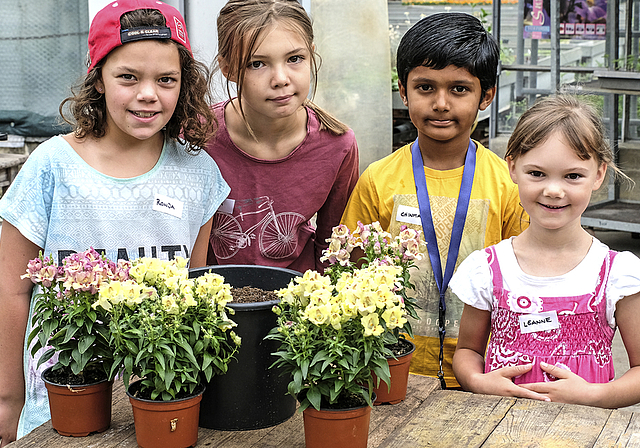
[188,264,301,431]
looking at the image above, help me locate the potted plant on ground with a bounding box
[94,257,241,448]
[267,258,410,448]
[24,248,130,436]
[320,221,424,404]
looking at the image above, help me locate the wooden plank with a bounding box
[592,410,634,448]
[535,403,614,447]
[483,398,564,446]
[604,411,640,448]
[0,153,28,170]
[199,413,305,448]
[11,375,441,448]
[379,390,516,448]
[368,374,441,447]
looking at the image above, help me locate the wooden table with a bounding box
[12,375,640,447]
[0,153,28,197]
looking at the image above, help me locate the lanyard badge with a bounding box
[411,139,476,389]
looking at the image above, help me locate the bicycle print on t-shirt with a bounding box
[210,196,305,260]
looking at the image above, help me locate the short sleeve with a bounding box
[449,248,494,311]
[340,167,382,230]
[606,250,640,327]
[201,155,230,226]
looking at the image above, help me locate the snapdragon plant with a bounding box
[24,248,129,383]
[94,257,241,401]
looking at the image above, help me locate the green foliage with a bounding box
[24,249,124,382]
[267,269,393,411]
[95,258,241,401]
[268,221,425,411]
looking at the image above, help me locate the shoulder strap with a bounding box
[484,246,504,291]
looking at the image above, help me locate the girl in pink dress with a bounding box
[450,95,640,408]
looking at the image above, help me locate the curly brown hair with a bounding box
[60,8,216,152]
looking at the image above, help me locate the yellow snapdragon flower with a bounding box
[361,314,384,337]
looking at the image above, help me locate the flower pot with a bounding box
[189,264,300,430]
[127,380,204,448]
[303,402,372,448]
[42,367,113,437]
[373,338,416,405]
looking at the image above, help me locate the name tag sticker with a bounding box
[519,310,560,334]
[396,205,422,225]
[153,194,183,218]
[218,198,235,215]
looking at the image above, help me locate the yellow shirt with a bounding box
[341,141,527,387]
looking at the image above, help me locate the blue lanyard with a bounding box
[411,138,476,388]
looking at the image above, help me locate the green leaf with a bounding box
[27,326,41,346]
[300,358,310,380]
[124,354,134,375]
[35,348,57,368]
[58,350,71,366]
[78,335,96,354]
[293,369,303,391]
[176,337,198,366]
[71,350,91,374]
[155,352,166,371]
[202,352,213,372]
[164,370,176,389]
[307,387,322,411]
[310,350,330,366]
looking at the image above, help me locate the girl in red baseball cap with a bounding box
[0,1,228,443]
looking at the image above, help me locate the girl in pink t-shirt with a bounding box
[205,0,359,273]
[450,95,640,408]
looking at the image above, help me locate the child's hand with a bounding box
[467,363,551,402]
[519,362,600,406]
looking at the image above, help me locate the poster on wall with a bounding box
[523,0,607,40]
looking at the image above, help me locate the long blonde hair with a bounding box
[215,0,349,136]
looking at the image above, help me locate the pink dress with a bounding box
[484,245,616,384]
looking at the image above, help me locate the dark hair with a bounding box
[216,0,348,135]
[396,12,499,98]
[506,95,627,180]
[60,8,216,152]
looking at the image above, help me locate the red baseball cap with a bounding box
[87,0,191,72]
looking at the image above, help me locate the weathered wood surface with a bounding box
[0,153,27,196]
[14,374,640,447]
[12,374,439,448]
[379,389,640,448]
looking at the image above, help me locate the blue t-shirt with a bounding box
[0,135,229,437]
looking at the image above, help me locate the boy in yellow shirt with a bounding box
[341,13,526,388]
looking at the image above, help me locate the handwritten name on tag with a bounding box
[396,205,422,225]
[519,310,560,334]
[153,194,184,218]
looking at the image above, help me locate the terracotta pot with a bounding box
[127,381,204,448]
[303,402,372,448]
[373,338,416,405]
[42,367,113,437]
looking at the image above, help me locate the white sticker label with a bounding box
[396,205,422,225]
[519,310,560,334]
[153,194,183,218]
[218,198,235,215]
